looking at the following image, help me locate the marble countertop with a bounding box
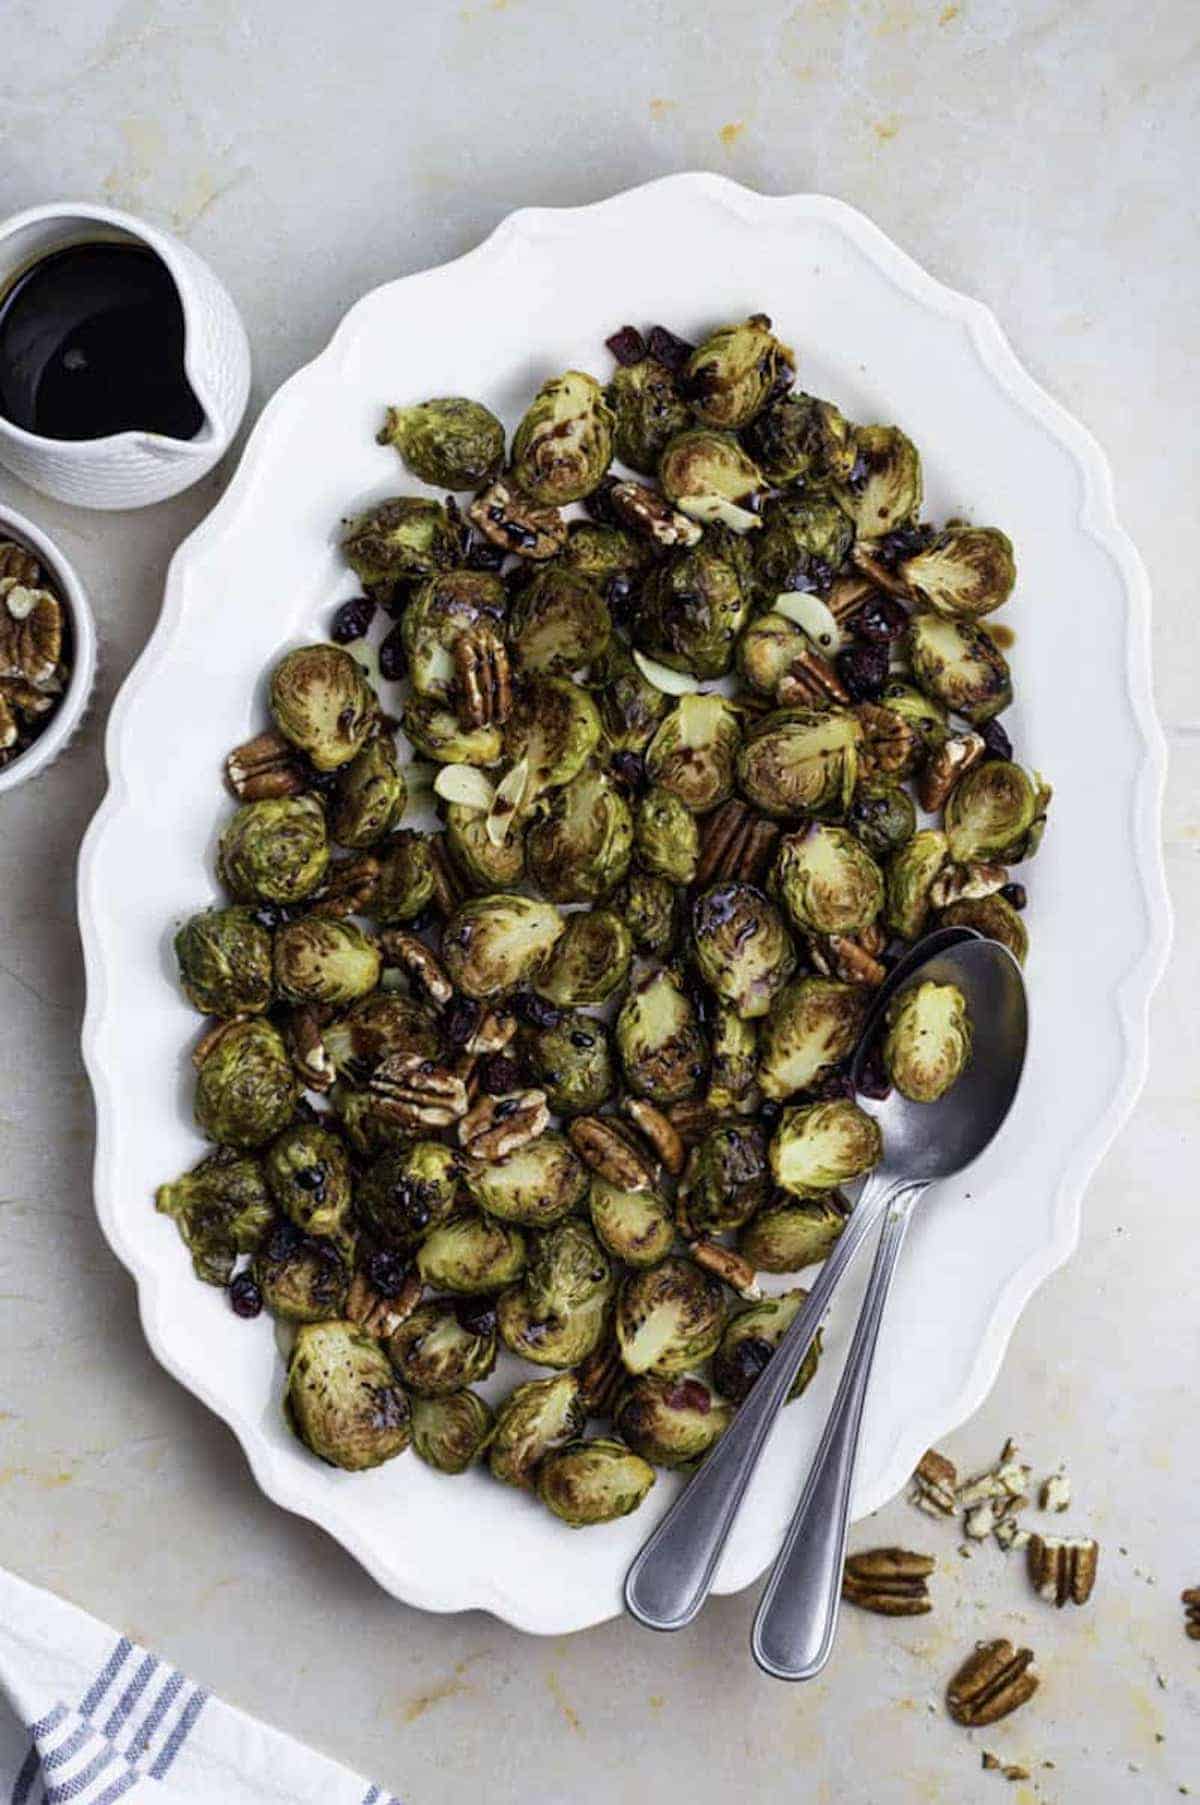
[1,1,1196,1798]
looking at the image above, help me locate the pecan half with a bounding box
[663,1099,721,1147]
[826,573,878,623]
[843,1548,935,1616]
[576,1338,624,1418]
[851,543,914,601]
[0,581,61,688]
[427,833,468,915]
[928,860,1007,911]
[568,1115,657,1192]
[1027,1534,1098,1607]
[607,478,702,548]
[308,853,381,918]
[468,478,566,560]
[856,701,917,779]
[459,1088,549,1160]
[910,1447,958,1517]
[224,728,308,801]
[1183,1588,1200,1640]
[993,1515,1032,1554]
[623,1097,686,1177]
[378,930,453,1008]
[694,798,780,888]
[366,1054,469,1128]
[0,540,43,586]
[453,624,512,729]
[807,931,887,988]
[917,730,986,812]
[461,1006,517,1057]
[687,1238,761,1300]
[776,646,851,708]
[284,1005,335,1092]
[946,1640,1039,1727]
[345,1268,423,1338]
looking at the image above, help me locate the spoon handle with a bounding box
[750,1185,925,1680]
[624,1171,912,1633]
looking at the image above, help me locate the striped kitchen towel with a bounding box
[0,1567,400,1804]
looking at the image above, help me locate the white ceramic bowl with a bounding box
[0,504,96,792]
[78,175,1170,1632]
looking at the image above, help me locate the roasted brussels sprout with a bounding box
[707,1001,759,1111]
[175,907,274,1017]
[739,1196,847,1274]
[534,909,633,1006]
[877,679,949,765]
[523,1010,615,1115]
[938,892,1029,965]
[510,370,615,505]
[753,491,855,596]
[443,798,527,891]
[537,1437,655,1526]
[742,390,856,485]
[614,1375,732,1469]
[155,1148,273,1285]
[264,1123,352,1239]
[410,1390,495,1474]
[504,675,602,797]
[329,1085,414,1159]
[712,1289,821,1403]
[356,1140,460,1247]
[388,1298,497,1395]
[691,882,797,1020]
[607,356,691,474]
[769,1097,882,1195]
[323,993,440,1080]
[254,1227,347,1321]
[464,1131,589,1227]
[560,521,649,607]
[832,424,922,538]
[645,694,741,813]
[377,396,505,489]
[737,609,808,698]
[273,917,381,1006]
[218,794,330,905]
[907,614,1013,724]
[507,564,611,674]
[685,314,794,430]
[488,1372,585,1489]
[883,979,973,1103]
[884,828,949,941]
[944,761,1051,863]
[682,1122,770,1232]
[329,733,407,848]
[416,1210,527,1293]
[441,894,564,998]
[737,707,861,819]
[402,694,503,767]
[658,429,766,531]
[773,824,884,936]
[525,765,633,903]
[497,1279,610,1369]
[616,870,680,957]
[342,496,458,593]
[591,639,671,752]
[899,526,1016,620]
[371,830,437,923]
[402,568,507,703]
[847,779,917,861]
[634,542,750,680]
[269,645,375,772]
[525,1217,614,1322]
[616,1256,725,1376]
[757,976,869,1101]
[634,786,700,885]
[194,1018,298,1149]
[285,1320,410,1471]
[616,966,708,1104]
[588,1177,677,1268]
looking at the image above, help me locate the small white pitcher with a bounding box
[0,201,251,510]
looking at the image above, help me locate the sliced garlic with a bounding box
[486,757,528,845]
[632,649,702,696]
[772,590,843,653]
[433,763,496,810]
[676,494,763,534]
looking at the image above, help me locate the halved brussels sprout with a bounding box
[356,1140,460,1247]
[507,565,611,674]
[737,707,861,819]
[525,1218,613,1321]
[387,1298,497,1395]
[645,694,742,813]
[591,640,671,752]
[634,542,750,680]
[218,794,330,905]
[757,976,869,1101]
[900,526,1016,620]
[273,917,381,1006]
[377,396,505,489]
[402,569,507,702]
[616,966,709,1104]
[342,496,458,593]
[323,993,440,1081]
[938,893,1028,966]
[416,1210,527,1294]
[534,909,633,1006]
[441,894,564,998]
[617,870,680,957]
[634,787,700,885]
[773,824,884,937]
[155,1148,273,1286]
[658,429,766,530]
[504,675,603,797]
[270,645,375,771]
[736,610,808,697]
[691,882,797,1020]
[685,314,794,429]
[194,1019,298,1149]
[682,1122,770,1233]
[616,1256,726,1376]
[753,492,855,597]
[255,1228,348,1322]
[739,1196,848,1274]
[832,424,922,538]
[371,831,437,924]
[329,1085,416,1159]
[538,1437,655,1526]
[742,391,856,485]
[614,1375,732,1469]
[523,1010,615,1115]
[175,907,274,1017]
[875,680,949,773]
[285,1320,410,1470]
[443,797,527,892]
[884,828,949,941]
[402,694,503,767]
[944,761,1050,863]
[712,1289,821,1403]
[496,1283,610,1369]
[769,1097,882,1195]
[883,979,973,1103]
[907,614,1013,724]
[329,734,407,848]
[488,1372,585,1489]
[264,1123,352,1239]
[525,764,633,903]
[464,1130,589,1227]
[607,356,691,475]
[510,370,615,505]
[588,1177,677,1268]
[560,521,649,607]
[847,779,917,861]
[707,1001,758,1111]
[410,1390,495,1474]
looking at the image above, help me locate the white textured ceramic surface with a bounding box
[77,175,1168,1634]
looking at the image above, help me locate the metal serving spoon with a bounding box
[625,930,1028,1658]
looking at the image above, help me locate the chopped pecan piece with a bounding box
[224,728,308,801]
[851,543,914,601]
[910,1447,958,1517]
[0,581,62,687]
[459,1088,549,1160]
[958,1441,1031,1510]
[307,852,381,918]
[1027,1534,1098,1607]
[568,1114,657,1192]
[776,646,851,708]
[928,860,1007,911]
[366,1054,469,1128]
[453,624,512,729]
[607,478,702,548]
[663,1098,721,1147]
[345,1268,423,1338]
[946,1640,1038,1727]
[994,1515,1032,1554]
[807,931,887,988]
[0,540,43,586]
[687,1238,761,1300]
[462,1006,517,1057]
[426,833,468,915]
[468,478,566,560]
[1183,1588,1200,1640]
[843,1548,935,1616]
[378,930,453,1007]
[917,730,986,812]
[826,573,879,622]
[284,1005,335,1092]
[576,1338,624,1418]
[856,701,918,779]
[1039,1471,1071,1513]
[623,1097,686,1176]
[694,798,780,888]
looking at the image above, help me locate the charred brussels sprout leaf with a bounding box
[285,1320,410,1471]
[538,1437,656,1526]
[402,694,503,768]
[832,424,922,538]
[589,1177,677,1268]
[737,707,861,819]
[329,734,407,848]
[387,1298,497,1395]
[769,1097,882,1195]
[607,356,691,475]
[560,521,649,605]
[194,1019,298,1149]
[877,679,949,768]
[938,893,1028,966]
[377,396,505,490]
[410,1390,495,1474]
[510,371,615,506]
[488,1373,585,1489]
[496,1219,613,1369]
[907,614,1013,725]
[692,882,797,1020]
[634,542,750,680]
[255,1231,347,1322]
[707,1001,758,1111]
[685,314,795,430]
[403,568,507,703]
[507,564,611,674]
[371,831,437,924]
[757,976,869,1101]
[323,993,440,1082]
[847,780,916,861]
[441,894,564,998]
[523,1010,616,1115]
[773,824,884,936]
[504,675,603,798]
[270,645,375,772]
[616,870,680,957]
[742,391,856,486]
[682,1122,770,1233]
[218,794,329,905]
[534,908,633,1006]
[658,429,766,533]
[416,1210,527,1294]
[713,1289,821,1403]
[273,917,381,1005]
[944,761,1050,864]
[634,786,700,885]
[264,1123,352,1239]
[740,1197,848,1275]
[464,1131,589,1227]
[616,1256,726,1376]
[525,765,633,903]
[883,979,973,1103]
[614,1375,732,1469]
[591,640,671,753]
[155,1148,273,1285]
[900,526,1016,620]
[616,966,709,1104]
[356,1140,460,1248]
[753,492,855,597]
[645,694,742,814]
[175,907,273,1017]
[342,496,458,594]
[885,828,949,942]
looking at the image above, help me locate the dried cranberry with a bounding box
[443,996,483,1049]
[330,595,376,643]
[606,325,647,366]
[875,523,936,569]
[455,1297,497,1337]
[836,643,890,702]
[979,717,1013,761]
[727,1337,773,1398]
[583,475,620,525]
[758,1099,782,1128]
[646,324,695,374]
[514,990,562,1030]
[851,594,909,644]
[378,623,407,682]
[1001,882,1027,911]
[665,1379,711,1413]
[479,1053,524,1095]
[611,751,646,791]
[229,1271,262,1318]
[366,1249,410,1298]
[304,764,338,796]
[265,1221,304,1263]
[463,534,506,572]
[856,1041,892,1101]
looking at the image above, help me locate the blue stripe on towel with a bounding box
[122,1672,182,1766]
[43,1742,116,1802]
[148,1688,207,1781]
[101,1657,158,1743]
[79,1644,131,1720]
